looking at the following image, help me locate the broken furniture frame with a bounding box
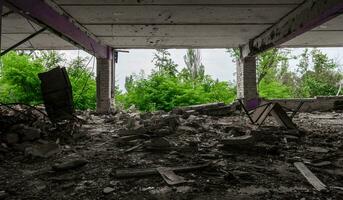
[237,98,304,129]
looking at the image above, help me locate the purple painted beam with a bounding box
[5,0,112,59]
[242,0,343,57]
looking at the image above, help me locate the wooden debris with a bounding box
[112,163,210,178]
[294,162,327,191]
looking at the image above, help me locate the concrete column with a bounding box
[236,56,258,103]
[96,57,113,113]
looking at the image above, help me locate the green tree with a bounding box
[37,50,66,69]
[297,49,342,97]
[118,50,236,111]
[227,48,294,98]
[67,56,97,110]
[183,49,205,82]
[153,49,178,76]
[0,52,45,104]
[0,51,98,110]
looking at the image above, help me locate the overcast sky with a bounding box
[61,48,343,91]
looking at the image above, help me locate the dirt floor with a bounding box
[0,104,343,200]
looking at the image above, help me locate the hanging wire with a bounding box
[73,43,98,105]
[74,54,96,104]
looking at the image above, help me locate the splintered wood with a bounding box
[294,162,327,191]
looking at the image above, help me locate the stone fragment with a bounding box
[307,147,329,153]
[25,142,60,158]
[3,133,19,145]
[103,187,115,194]
[0,191,8,199]
[221,135,255,146]
[52,158,88,171]
[21,127,41,141]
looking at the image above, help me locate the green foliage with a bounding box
[67,56,96,110]
[297,49,342,97]
[0,51,96,110]
[184,49,205,82]
[0,52,45,104]
[259,79,292,99]
[118,49,236,111]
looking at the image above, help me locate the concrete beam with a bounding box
[242,0,343,57]
[4,0,112,59]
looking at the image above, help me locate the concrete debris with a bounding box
[112,163,210,179]
[25,142,60,158]
[52,158,88,171]
[1,102,343,199]
[0,191,8,199]
[103,187,115,194]
[157,167,190,185]
[294,162,327,191]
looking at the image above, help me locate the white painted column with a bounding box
[96,57,113,113]
[236,56,258,103]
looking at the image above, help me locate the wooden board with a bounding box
[294,162,327,191]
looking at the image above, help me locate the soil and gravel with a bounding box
[0,103,343,200]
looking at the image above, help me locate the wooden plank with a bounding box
[55,0,303,5]
[294,162,327,191]
[62,5,295,24]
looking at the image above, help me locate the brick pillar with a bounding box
[236,56,258,103]
[96,57,113,113]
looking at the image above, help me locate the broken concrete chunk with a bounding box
[0,191,8,199]
[21,127,41,141]
[309,161,332,167]
[25,142,60,158]
[103,187,115,194]
[221,135,255,146]
[157,167,189,185]
[52,158,88,171]
[3,132,19,145]
[147,137,171,149]
[307,147,329,153]
[177,126,197,135]
[8,124,41,141]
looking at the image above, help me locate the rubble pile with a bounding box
[0,104,78,159]
[1,103,343,199]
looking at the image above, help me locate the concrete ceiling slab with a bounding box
[61,5,295,25]
[1,0,343,50]
[54,0,303,5]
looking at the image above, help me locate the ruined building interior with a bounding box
[1,0,343,199]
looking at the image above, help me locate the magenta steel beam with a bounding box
[4,0,112,59]
[242,0,343,57]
